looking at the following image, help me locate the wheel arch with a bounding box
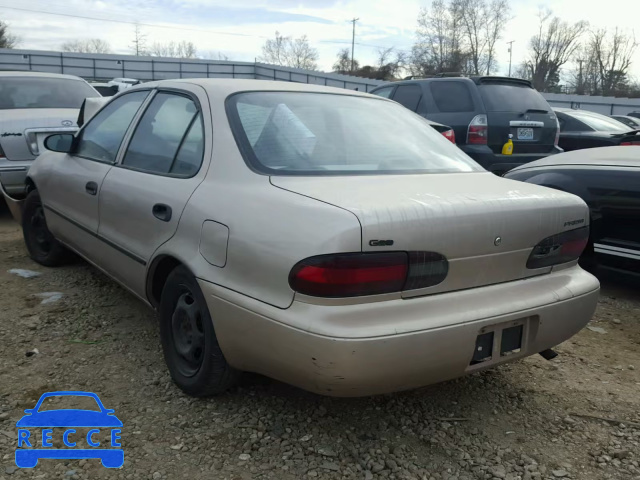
[146,254,188,309]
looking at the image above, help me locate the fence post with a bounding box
[92,58,96,80]
[151,59,155,81]
[60,53,64,74]
[232,63,235,79]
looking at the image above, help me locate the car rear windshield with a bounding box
[227,92,482,175]
[0,77,99,110]
[478,83,550,113]
[567,110,631,132]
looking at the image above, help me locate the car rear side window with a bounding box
[122,92,202,176]
[392,85,422,111]
[429,81,474,112]
[371,86,394,99]
[75,90,149,163]
[478,83,550,112]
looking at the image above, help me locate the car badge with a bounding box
[61,120,73,127]
[494,236,502,246]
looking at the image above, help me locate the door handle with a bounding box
[85,181,98,195]
[152,203,172,222]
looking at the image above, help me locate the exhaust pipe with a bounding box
[539,348,558,361]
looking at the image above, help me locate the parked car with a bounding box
[610,115,640,129]
[504,146,640,276]
[4,79,599,397]
[107,78,141,92]
[370,76,561,174]
[90,82,119,97]
[423,118,456,143]
[0,72,99,196]
[628,112,640,119]
[555,108,640,151]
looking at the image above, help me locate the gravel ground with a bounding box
[0,205,639,480]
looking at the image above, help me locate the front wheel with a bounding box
[22,190,70,267]
[159,266,239,396]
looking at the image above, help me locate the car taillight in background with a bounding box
[467,114,488,145]
[289,251,448,298]
[554,118,560,146]
[620,141,640,145]
[441,129,456,144]
[526,227,589,269]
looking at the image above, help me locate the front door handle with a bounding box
[152,203,172,222]
[85,181,98,195]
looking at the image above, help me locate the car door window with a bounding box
[122,92,200,175]
[75,91,149,163]
[372,86,394,99]
[392,85,422,111]
[430,81,474,112]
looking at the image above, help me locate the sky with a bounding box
[1,0,640,80]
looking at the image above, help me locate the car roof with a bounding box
[131,78,377,98]
[373,75,533,89]
[510,146,640,170]
[0,71,86,81]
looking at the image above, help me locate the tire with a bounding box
[22,190,70,267]
[159,265,239,396]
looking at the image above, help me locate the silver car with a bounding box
[5,79,600,397]
[0,72,99,195]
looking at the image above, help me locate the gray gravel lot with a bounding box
[0,206,639,480]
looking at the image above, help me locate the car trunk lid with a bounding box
[271,173,588,297]
[477,79,557,155]
[0,109,79,161]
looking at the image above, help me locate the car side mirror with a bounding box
[44,134,74,153]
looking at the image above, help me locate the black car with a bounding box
[610,115,640,129]
[555,108,640,150]
[370,76,561,174]
[504,146,640,276]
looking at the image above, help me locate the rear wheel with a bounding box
[22,190,70,267]
[159,266,239,396]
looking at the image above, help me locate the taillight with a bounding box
[620,141,640,145]
[526,227,589,269]
[554,118,560,146]
[467,114,488,145]
[289,252,448,298]
[441,129,456,144]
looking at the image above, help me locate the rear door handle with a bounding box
[152,203,172,222]
[85,181,98,195]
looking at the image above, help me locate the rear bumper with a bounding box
[200,265,599,396]
[0,159,30,195]
[461,145,562,173]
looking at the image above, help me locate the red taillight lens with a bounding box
[467,114,488,145]
[526,227,589,269]
[620,141,640,145]
[289,252,448,298]
[441,129,456,144]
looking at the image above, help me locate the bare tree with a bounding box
[410,1,466,76]
[260,32,318,69]
[149,41,197,58]
[130,23,148,56]
[587,28,638,96]
[0,19,18,49]
[375,47,406,79]
[260,31,290,66]
[285,35,318,70]
[458,0,487,75]
[333,48,359,74]
[61,39,111,54]
[201,51,229,61]
[523,10,588,92]
[483,0,509,74]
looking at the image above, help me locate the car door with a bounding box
[40,90,150,257]
[96,86,210,298]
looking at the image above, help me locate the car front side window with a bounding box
[121,92,202,176]
[75,91,149,163]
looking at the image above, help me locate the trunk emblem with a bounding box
[494,236,502,246]
[61,120,74,127]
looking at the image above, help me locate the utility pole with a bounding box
[577,58,585,95]
[350,17,359,72]
[507,40,515,77]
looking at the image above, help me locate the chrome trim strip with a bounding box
[509,121,544,127]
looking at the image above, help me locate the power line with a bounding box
[0,4,265,38]
[0,4,413,56]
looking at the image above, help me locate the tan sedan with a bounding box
[6,79,600,397]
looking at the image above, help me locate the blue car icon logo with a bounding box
[16,391,123,468]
